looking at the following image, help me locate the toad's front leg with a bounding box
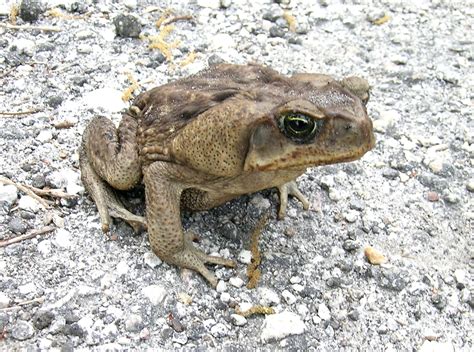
[144,162,235,288]
[277,180,310,219]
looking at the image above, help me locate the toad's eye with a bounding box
[279,112,322,143]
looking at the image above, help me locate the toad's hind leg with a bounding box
[80,113,144,232]
[145,162,235,288]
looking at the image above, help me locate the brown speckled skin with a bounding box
[79,63,375,287]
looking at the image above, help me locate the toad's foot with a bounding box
[170,232,236,288]
[109,203,147,233]
[277,180,310,219]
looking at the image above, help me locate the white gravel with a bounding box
[0,0,472,351]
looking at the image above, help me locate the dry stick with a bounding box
[0,22,61,32]
[161,15,194,26]
[24,184,76,199]
[0,66,16,79]
[0,109,42,116]
[0,176,76,207]
[0,176,51,208]
[0,297,45,311]
[0,226,56,248]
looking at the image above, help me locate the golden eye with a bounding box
[279,112,322,143]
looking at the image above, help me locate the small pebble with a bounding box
[143,252,162,268]
[382,168,399,180]
[172,331,188,345]
[124,314,144,332]
[426,191,440,202]
[75,30,95,40]
[344,210,359,223]
[220,0,232,8]
[217,220,239,242]
[0,292,10,308]
[12,320,35,340]
[36,130,53,143]
[63,323,84,337]
[318,303,331,321]
[347,309,359,321]
[373,110,398,133]
[0,184,18,207]
[349,199,365,211]
[210,322,229,338]
[431,293,447,310]
[77,44,92,54]
[453,269,467,290]
[113,14,142,38]
[419,340,454,352]
[284,227,297,237]
[230,314,247,326]
[19,282,36,295]
[282,290,297,304]
[466,179,474,192]
[168,315,185,333]
[139,327,150,340]
[77,315,94,331]
[290,276,302,284]
[31,174,46,189]
[229,277,245,288]
[220,292,231,303]
[123,0,138,10]
[116,261,129,276]
[53,228,72,249]
[258,287,280,306]
[237,250,252,264]
[216,280,227,292]
[269,25,286,38]
[329,189,343,201]
[177,292,192,305]
[342,239,360,251]
[18,196,42,213]
[364,246,388,265]
[8,217,28,234]
[261,311,306,342]
[19,0,45,22]
[82,88,127,113]
[263,6,283,22]
[141,285,167,306]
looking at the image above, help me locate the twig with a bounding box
[0,176,76,205]
[0,66,16,79]
[0,109,42,116]
[161,15,194,27]
[0,22,61,32]
[235,305,275,317]
[246,211,269,289]
[143,6,164,14]
[0,175,51,209]
[24,184,76,200]
[0,226,56,248]
[0,296,45,311]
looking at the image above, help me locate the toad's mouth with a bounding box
[251,137,376,172]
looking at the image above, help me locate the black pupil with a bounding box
[279,112,320,143]
[284,114,314,136]
[288,118,309,132]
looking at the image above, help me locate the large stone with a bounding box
[261,311,306,342]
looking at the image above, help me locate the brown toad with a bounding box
[79,64,375,287]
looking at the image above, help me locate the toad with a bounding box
[79,64,375,287]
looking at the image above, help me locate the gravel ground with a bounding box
[0,0,473,351]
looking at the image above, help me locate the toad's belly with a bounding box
[181,168,306,211]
